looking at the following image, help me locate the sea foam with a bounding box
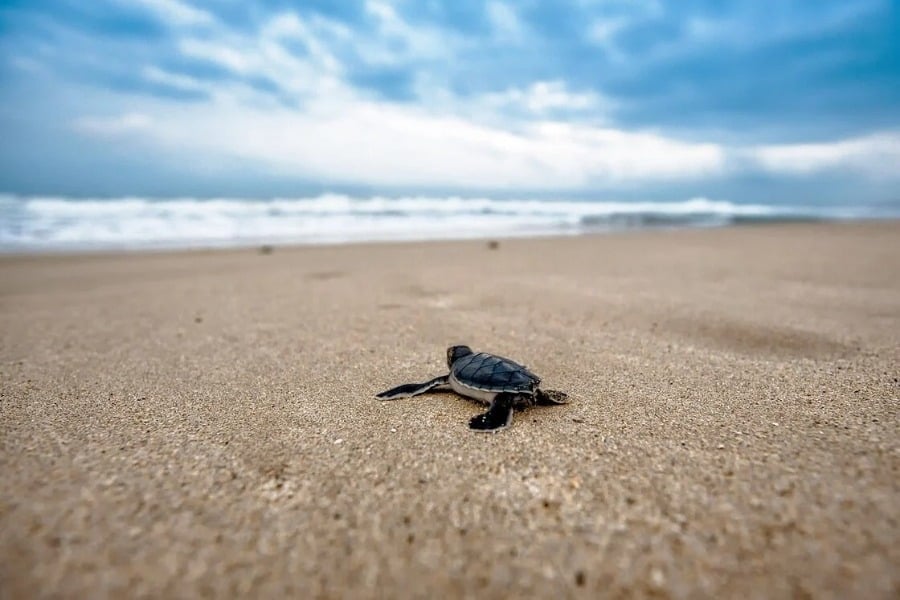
[0,193,889,251]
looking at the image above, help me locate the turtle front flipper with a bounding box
[376,375,450,400]
[469,393,516,432]
[536,389,569,405]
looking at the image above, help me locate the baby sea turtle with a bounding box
[376,345,568,432]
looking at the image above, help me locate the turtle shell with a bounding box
[451,352,541,393]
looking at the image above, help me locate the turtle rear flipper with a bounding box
[469,393,515,432]
[536,389,569,405]
[376,375,450,400]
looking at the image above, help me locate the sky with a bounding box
[0,0,898,203]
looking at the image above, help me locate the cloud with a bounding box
[57,8,724,189]
[588,18,627,45]
[750,133,900,178]
[178,38,251,74]
[174,18,348,104]
[72,113,154,136]
[363,0,455,65]
[128,0,214,27]
[486,2,524,41]
[482,81,605,114]
[142,66,207,93]
[2,0,899,199]
[69,84,723,189]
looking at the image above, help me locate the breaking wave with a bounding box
[0,193,893,251]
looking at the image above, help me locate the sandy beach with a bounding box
[1,222,898,598]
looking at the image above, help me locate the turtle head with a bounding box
[446,345,473,367]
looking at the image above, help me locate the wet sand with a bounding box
[1,222,898,598]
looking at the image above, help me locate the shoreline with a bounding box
[1,216,895,258]
[2,221,898,597]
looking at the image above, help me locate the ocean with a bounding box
[0,193,896,252]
